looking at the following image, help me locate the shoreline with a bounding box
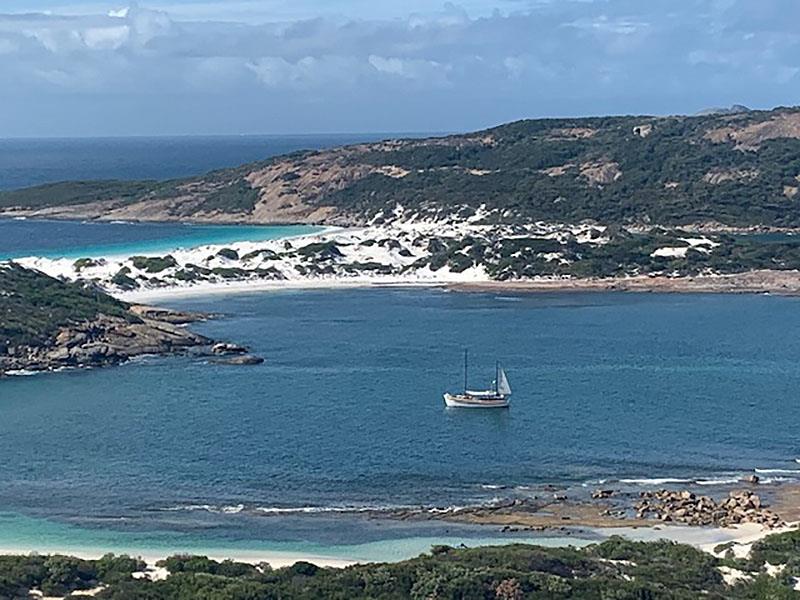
[0,521,787,568]
[450,270,800,296]
[114,269,800,303]
[0,545,358,570]
[11,216,800,302]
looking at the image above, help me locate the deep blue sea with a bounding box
[2,288,799,555]
[0,134,395,191]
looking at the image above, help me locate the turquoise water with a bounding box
[0,219,321,260]
[0,512,586,563]
[2,288,800,554]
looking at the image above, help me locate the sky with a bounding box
[0,0,799,137]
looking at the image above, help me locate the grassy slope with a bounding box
[0,264,132,348]
[330,110,800,226]
[2,108,800,227]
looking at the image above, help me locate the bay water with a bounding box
[1,288,799,553]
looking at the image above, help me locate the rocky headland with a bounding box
[0,306,210,375]
[0,263,261,376]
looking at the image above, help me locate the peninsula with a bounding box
[5,106,800,297]
[0,263,219,375]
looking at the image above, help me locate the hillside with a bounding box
[0,264,210,374]
[3,106,800,228]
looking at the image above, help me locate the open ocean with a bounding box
[0,134,396,191]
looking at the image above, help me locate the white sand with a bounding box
[12,219,610,301]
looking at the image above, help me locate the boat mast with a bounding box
[495,361,499,394]
[463,349,468,393]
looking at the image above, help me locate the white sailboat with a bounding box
[443,350,512,409]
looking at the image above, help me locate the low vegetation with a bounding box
[130,255,178,273]
[0,263,131,348]
[419,230,800,280]
[4,107,800,228]
[2,534,800,599]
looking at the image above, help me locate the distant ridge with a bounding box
[695,104,752,116]
[2,104,800,228]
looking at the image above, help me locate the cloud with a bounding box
[0,0,799,136]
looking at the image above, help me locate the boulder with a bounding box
[592,489,614,499]
[211,343,249,355]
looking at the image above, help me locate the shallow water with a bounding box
[2,288,799,549]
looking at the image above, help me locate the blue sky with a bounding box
[1,0,799,137]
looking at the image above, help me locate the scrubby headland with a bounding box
[0,263,214,375]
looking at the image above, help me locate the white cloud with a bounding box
[369,55,450,84]
[246,55,365,89]
[108,7,130,19]
[0,0,799,136]
[82,25,130,49]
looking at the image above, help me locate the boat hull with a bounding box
[443,393,510,409]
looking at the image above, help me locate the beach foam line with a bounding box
[160,503,414,516]
[159,502,489,517]
[160,504,245,514]
[755,468,800,474]
[759,477,795,485]
[254,506,369,515]
[256,504,473,515]
[619,478,695,486]
[695,478,742,486]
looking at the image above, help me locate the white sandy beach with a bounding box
[12,216,789,303]
[10,218,606,301]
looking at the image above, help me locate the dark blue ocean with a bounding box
[1,288,799,555]
[0,134,394,191]
[0,134,388,259]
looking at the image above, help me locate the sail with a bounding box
[497,368,512,396]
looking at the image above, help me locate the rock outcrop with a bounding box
[0,308,211,375]
[635,489,784,528]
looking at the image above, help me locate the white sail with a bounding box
[497,368,512,396]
